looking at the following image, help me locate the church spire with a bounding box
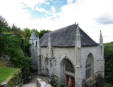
[99,30,103,46]
[75,24,81,48]
[48,32,52,58]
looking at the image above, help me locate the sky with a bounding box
[0,0,113,43]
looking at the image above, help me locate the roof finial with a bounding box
[75,22,76,25]
[99,30,103,45]
[30,32,37,40]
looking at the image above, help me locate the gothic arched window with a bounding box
[45,58,48,65]
[36,41,37,47]
[86,53,94,79]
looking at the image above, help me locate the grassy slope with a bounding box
[0,67,20,83]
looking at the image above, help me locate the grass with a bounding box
[104,82,113,87]
[0,67,20,83]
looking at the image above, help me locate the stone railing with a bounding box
[37,78,52,87]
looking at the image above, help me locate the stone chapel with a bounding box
[29,23,104,87]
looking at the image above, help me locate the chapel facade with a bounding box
[29,24,104,87]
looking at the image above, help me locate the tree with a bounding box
[11,24,24,38]
[39,30,50,38]
[0,16,11,56]
[0,16,31,82]
[104,42,113,84]
[32,29,39,37]
[0,16,10,33]
[24,28,31,40]
[3,34,31,82]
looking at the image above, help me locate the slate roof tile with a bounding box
[40,24,98,47]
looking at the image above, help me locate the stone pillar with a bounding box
[75,66,82,87]
[75,24,82,87]
[48,32,56,84]
[97,30,104,77]
[37,36,41,75]
[49,57,55,77]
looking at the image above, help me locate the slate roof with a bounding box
[40,24,98,47]
[30,32,37,40]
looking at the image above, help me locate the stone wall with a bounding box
[39,45,104,87]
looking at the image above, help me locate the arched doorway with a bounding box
[86,53,94,79]
[60,58,75,87]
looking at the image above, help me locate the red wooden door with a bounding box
[66,75,75,87]
[66,75,69,86]
[71,77,75,87]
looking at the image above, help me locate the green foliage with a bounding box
[104,42,113,84]
[7,68,20,87]
[0,16,11,56]
[11,54,31,71]
[0,16,10,33]
[11,24,25,38]
[104,82,113,87]
[0,34,5,56]
[39,30,50,38]
[32,29,39,37]
[2,35,31,71]
[0,15,50,83]
[0,24,31,81]
[24,28,31,40]
[3,35,22,56]
[56,77,61,87]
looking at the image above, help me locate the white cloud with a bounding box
[51,6,57,18]
[36,7,49,14]
[53,0,113,43]
[67,0,73,4]
[97,14,113,25]
[0,0,113,42]
[0,0,30,27]
[22,0,49,9]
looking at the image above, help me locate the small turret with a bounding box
[29,32,38,70]
[30,32,37,46]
